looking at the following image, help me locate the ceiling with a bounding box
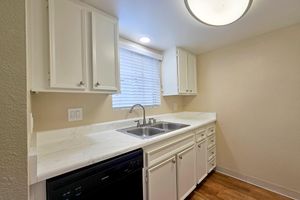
[83,0,300,54]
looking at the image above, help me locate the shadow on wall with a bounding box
[215,121,239,171]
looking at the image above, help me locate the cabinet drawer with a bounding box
[207,125,216,137]
[145,133,195,168]
[208,158,216,173]
[207,135,216,149]
[195,128,206,142]
[207,146,216,161]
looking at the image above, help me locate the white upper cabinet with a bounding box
[49,0,87,90]
[177,49,188,94]
[187,53,197,94]
[28,0,119,93]
[91,11,119,92]
[162,47,197,96]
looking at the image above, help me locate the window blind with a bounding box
[112,48,161,108]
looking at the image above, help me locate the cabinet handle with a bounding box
[79,81,85,86]
[172,158,176,164]
[95,82,100,87]
[179,155,183,159]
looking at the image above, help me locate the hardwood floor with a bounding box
[187,172,291,200]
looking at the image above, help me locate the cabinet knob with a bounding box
[201,134,204,136]
[179,155,183,159]
[189,90,192,92]
[198,144,201,148]
[79,81,85,86]
[172,158,176,164]
[95,82,101,87]
[186,90,189,92]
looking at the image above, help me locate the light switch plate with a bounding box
[68,108,83,122]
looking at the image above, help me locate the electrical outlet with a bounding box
[68,108,83,122]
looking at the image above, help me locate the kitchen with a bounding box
[1,0,300,200]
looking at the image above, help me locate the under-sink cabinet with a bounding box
[144,122,216,200]
[144,134,196,200]
[28,0,119,93]
[177,145,196,200]
[147,156,177,200]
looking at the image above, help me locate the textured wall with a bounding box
[0,0,28,199]
[184,24,300,196]
[32,93,183,131]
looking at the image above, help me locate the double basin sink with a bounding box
[118,121,190,139]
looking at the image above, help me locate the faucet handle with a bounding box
[134,120,141,127]
[148,118,157,125]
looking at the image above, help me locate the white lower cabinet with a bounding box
[145,123,216,200]
[147,156,177,200]
[177,146,196,200]
[196,139,207,184]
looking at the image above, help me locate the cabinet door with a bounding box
[177,145,196,200]
[91,11,119,92]
[49,0,87,89]
[187,53,197,94]
[177,49,188,94]
[196,140,207,184]
[148,156,177,200]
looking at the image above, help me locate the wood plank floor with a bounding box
[186,172,291,200]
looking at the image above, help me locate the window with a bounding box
[112,46,162,109]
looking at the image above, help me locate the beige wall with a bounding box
[184,24,300,195]
[0,0,28,199]
[32,93,183,131]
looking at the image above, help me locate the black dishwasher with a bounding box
[46,149,143,200]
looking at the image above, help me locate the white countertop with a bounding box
[32,112,216,184]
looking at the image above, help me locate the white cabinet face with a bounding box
[161,48,197,96]
[49,0,87,89]
[147,156,177,200]
[187,53,197,93]
[177,146,196,200]
[177,49,188,94]
[196,140,207,183]
[91,11,119,91]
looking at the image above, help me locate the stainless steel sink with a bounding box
[127,127,165,137]
[118,121,190,139]
[151,122,189,130]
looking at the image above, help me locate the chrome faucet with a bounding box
[129,104,147,126]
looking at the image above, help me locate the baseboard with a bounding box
[216,167,300,200]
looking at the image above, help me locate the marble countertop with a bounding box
[32,112,216,184]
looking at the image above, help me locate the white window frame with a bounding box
[112,38,163,109]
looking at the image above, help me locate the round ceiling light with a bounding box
[184,0,253,26]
